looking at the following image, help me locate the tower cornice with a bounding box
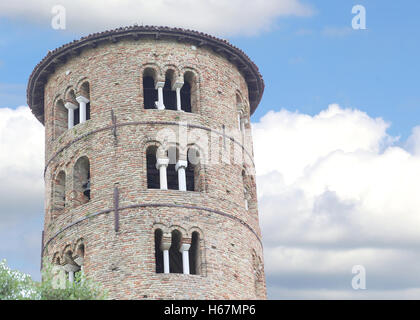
[27,25,264,124]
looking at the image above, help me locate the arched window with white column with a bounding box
[189,231,201,275]
[143,68,158,109]
[154,229,164,273]
[169,230,183,274]
[74,156,91,206]
[146,146,160,189]
[52,171,66,215]
[167,146,180,190]
[163,69,177,111]
[76,81,91,123]
[54,99,67,138]
[65,89,79,129]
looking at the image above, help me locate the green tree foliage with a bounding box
[0,259,107,300]
[0,259,36,300]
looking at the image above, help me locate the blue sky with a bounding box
[1,1,420,139]
[1,0,420,299]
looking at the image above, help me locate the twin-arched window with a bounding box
[51,156,91,219]
[54,81,91,138]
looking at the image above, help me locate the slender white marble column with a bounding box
[63,263,79,283]
[180,243,191,275]
[156,158,170,190]
[176,160,188,191]
[161,242,171,274]
[244,188,249,210]
[155,81,165,110]
[172,81,184,111]
[76,96,90,124]
[64,102,78,129]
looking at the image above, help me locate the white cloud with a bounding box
[2,103,420,297]
[0,0,314,36]
[252,104,420,298]
[0,107,44,223]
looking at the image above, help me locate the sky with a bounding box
[1,0,420,299]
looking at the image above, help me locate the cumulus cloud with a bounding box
[0,107,44,223]
[0,106,44,278]
[0,0,314,36]
[2,103,420,296]
[253,104,420,299]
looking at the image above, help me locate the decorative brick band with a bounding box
[45,120,255,177]
[42,202,262,254]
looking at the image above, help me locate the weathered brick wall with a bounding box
[41,37,266,299]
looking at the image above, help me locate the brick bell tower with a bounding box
[27,26,266,299]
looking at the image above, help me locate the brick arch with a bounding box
[75,77,90,96]
[163,64,181,80]
[72,155,91,206]
[64,86,77,104]
[152,222,169,234]
[168,225,188,239]
[61,243,73,261]
[140,63,162,84]
[180,67,201,113]
[52,251,61,265]
[74,238,85,256]
[187,226,204,239]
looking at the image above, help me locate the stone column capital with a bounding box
[175,160,188,171]
[179,243,191,253]
[76,95,90,104]
[155,81,165,89]
[156,158,170,170]
[64,101,78,110]
[63,263,80,273]
[172,81,184,90]
[160,241,171,251]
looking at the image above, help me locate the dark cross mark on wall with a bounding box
[114,186,119,232]
[111,109,117,141]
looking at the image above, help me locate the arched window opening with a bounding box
[143,68,158,109]
[236,94,245,131]
[74,156,91,205]
[154,229,164,273]
[169,230,183,274]
[54,100,67,138]
[186,148,200,191]
[182,71,197,113]
[146,146,160,189]
[252,250,264,297]
[68,90,80,126]
[189,232,200,275]
[63,250,81,283]
[74,244,85,282]
[163,70,177,110]
[242,170,249,210]
[79,82,91,121]
[166,146,179,190]
[181,81,191,113]
[53,171,66,211]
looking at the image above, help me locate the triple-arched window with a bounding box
[154,229,201,275]
[146,146,200,191]
[142,69,196,113]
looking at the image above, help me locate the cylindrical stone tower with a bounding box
[28,26,266,299]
